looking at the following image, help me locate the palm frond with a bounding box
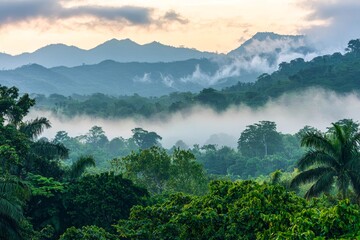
[0,215,22,240]
[331,123,346,145]
[301,132,336,155]
[297,150,338,170]
[350,132,360,147]
[68,156,96,180]
[290,167,333,188]
[304,171,336,199]
[31,141,69,160]
[348,171,360,197]
[19,117,51,139]
[0,177,27,240]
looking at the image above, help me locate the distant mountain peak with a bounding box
[144,41,168,47]
[93,38,139,50]
[251,32,304,42]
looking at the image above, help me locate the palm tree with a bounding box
[291,120,360,199]
[19,117,51,140]
[66,156,96,181]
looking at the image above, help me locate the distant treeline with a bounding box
[34,42,360,119]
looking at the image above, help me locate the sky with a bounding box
[0,0,359,55]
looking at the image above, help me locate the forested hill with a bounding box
[35,40,360,118]
[223,49,360,105]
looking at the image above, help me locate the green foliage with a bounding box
[115,180,303,239]
[119,147,208,195]
[291,119,360,199]
[116,180,360,239]
[53,128,138,169]
[59,226,116,240]
[0,176,30,240]
[262,199,360,239]
[0,85,35,125]
[64,172,148,229]
[131,127,162,149]
[195,146,237,175]
[238,121,284,158]
[65,155,95,181]
[26,173,64,197]
[19,117,51,140]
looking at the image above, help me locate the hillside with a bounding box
[0,32,317,96]
[33,45,360,118]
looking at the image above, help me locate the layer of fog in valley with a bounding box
[28,89,360,149]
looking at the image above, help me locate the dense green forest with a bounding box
[34,40,360,119]
[2,39,360,239]
[3,85,360,239]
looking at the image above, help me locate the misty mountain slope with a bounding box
[224,51,360,105]
[227,32,316,70]
[0,32,320,96]
[0,39,217,69]
[0,58,224,96]
[0,64,77,94]
[33,49,360,119]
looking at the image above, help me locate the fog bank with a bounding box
[28,89,360,148]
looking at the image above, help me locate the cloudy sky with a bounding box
[0,0,359,55]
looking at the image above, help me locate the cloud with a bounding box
[299,0,360,51]
[0,0,177,27]
[160,74,175,88]
[28,88,360,148]
[179,36,318,86]
[133,73,152,83]
[162,10,189,24]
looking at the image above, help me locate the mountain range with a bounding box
[0,32,318,96]
[0,39,217,69]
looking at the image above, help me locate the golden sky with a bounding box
[0,0,358,55]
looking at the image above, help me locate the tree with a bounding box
[85,126,108,148]
[119,147,208,195]
[120,147,171,194]
[168,148,208,195]
[59,226,115,240]
[0,85,35,126]
[131,127,162,149]
[64,172,148,229]
[345,39,360,54]
[291,120,360,199]
[64,156,95,181]
[116,180,360,239]
[237,121,284,158]
[19,117,51,140]
[115,180,306,239]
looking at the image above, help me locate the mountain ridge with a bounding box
[0,32,315,69]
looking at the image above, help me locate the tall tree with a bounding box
[131,128,162,149]
[345,39,360,55]
[291,119,360,199]
[237,121,284,158]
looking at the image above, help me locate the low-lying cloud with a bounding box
[180,36,319,86]
[28,89,360,149]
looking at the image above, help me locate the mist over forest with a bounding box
[29,88,360,148]
[2,23,360,238]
